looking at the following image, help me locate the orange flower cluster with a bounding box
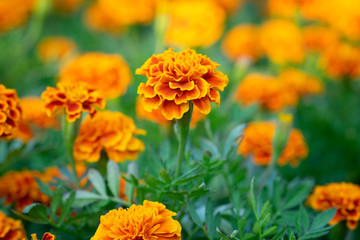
[307,182,360,230]
[30,232,56,240]
[0,211,26,240]
[136,96,206,128]
[84,0,156,32]
[91,200,181,240]
[41,82,105,122]
[222,24,262,62]
[0,84,22,140]
[136,48,228,120]
[0,0,35,32]
[238,122,308,166]
[52,0,84,13]
[214,0,243,14]
[60,53,131,99]
[303,25,339,53]
[37,36,77,64]
[0,167,60,211]
[73,111,146,163]
[260,19,304,65]
[165,0,225,48]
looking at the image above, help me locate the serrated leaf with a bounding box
[249,178,257,218]
[35,178,53,198]
[310,208,336,230]
[299,205,309,232]
[58,191,76,225]
[259,201,271,221]
[187,199,203,228]
[271,226,287,240]
[283,184,312,210]
[173,173,205,185]
[88,169,107,197]
[263,226,277,237]
[49,187,63,220]
[223,124,245,158]
[107,160,120,198]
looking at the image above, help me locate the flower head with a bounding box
[260,19,304,64]
[91,200,181,240]
[234,73,297,112]
[136,48,228,120]
[303,25,339,53]
[0,0,35,32]
[0,211,26,240]
[307,182,360,230]
[31,232,56,240]
[238,121,308,166]
[37,36,77,64]
[165,0,225,48]
[222,24,262,62]
[74,111,146,163]
[268,0,298,18]
[60,53,131,99]
[0,84,22,140]
[41,82,105,122]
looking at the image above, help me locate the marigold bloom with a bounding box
[260,19,304,64]
[268,0,298,18]
[136,48,228,120]
[319,42,360,79]
[165,0,225,48]
[91,200,181,240]
[279,69,323,97]
[0,0,35,33]
[74,111,146,163]
[307,182,360,230]
[37,37,77,64]
[215,0,243,14]
[60,53,131,99]
[238,122,308,166]
[234,73,297,112]
[52,0,84,13]
[41,82,105,122]
[303,25,340,53]
[0,84,22,140]
[30,232,56,240]
[0,211,26,240]
[222,24,262,62]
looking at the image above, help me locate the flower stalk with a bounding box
[175,102,193,178]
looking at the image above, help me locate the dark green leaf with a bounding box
[310,208,336,230]
[263,226,277,237]
[186,198,203,228]
[35,178,53,198]
[206,197,216,239]
[160,168,171,183]
[23,203,48,220]
[58,191,76,225]
[49,187,63,221]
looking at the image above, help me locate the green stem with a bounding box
[98,151,109,176]
[175,102,193,178]
[61,116,80,188]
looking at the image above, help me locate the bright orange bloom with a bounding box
[319,42,360,79]
[41,82,105,122]
[0,84,22,140]
[234,73,297,112]
[260,19,304,64]
[30,232,56,240]
[0,211,26,240]
[52,0,84,13]
[0,0,36,32]
[0,167,60,211]
[60,53,131,99]
[136,48,228,120]
[214,0,243,14]
[238,122,308,166]
[307,182,360,230]
[222,24,262,62]
[303,25,340,53]
[37,37,77,64]
[165,0,225,48]
[268,0,298,18]
[279,69,324,97]
[74,111,146,163]
[91,200,181,240]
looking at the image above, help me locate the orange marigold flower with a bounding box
[319,42,360,79]
[60,53,131,99]
[31,232,56,240]
[238,122,308,166]
[41,82,105,122]
[73,111,146,163]
[52,0,84,13]
[260,19,304,65]
[37,36,77,64]
[91,200,181,240]
[234,73,297,112]
[0,0,36,33]
[165,0,225,48]
[307,182,360,230]
[303,25,340,53]
[0,211,26,240]
[136,48,228,120]
[0,84,22,140]
[268,0,299,19]
[214,0,243,14]
[222,24,262,62]
[279,69,324,96]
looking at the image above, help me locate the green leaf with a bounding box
[70,190,103,208]
[310,208,336,230]
[160,139,171,162]
[173,173,205,185]
[271,226,287,240]
[249,177,257,219]
[259,201,271,222]
[58,191,76,225]
[283,183,313,210]
[186,198,203,228]
[289,232,296,240]
[160,168,171,183]
[107,160,120,198]
[49,187,63,221]
[223,124,245,158]
[206,197,216,239]
[299,205,309,232]
[243,233,257,240]
[201,138,220,160]
[216,228,230,240]
[263,226,277,237]
[88,169,107,197]
[35,178,53,198]
[23,203,48,220]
